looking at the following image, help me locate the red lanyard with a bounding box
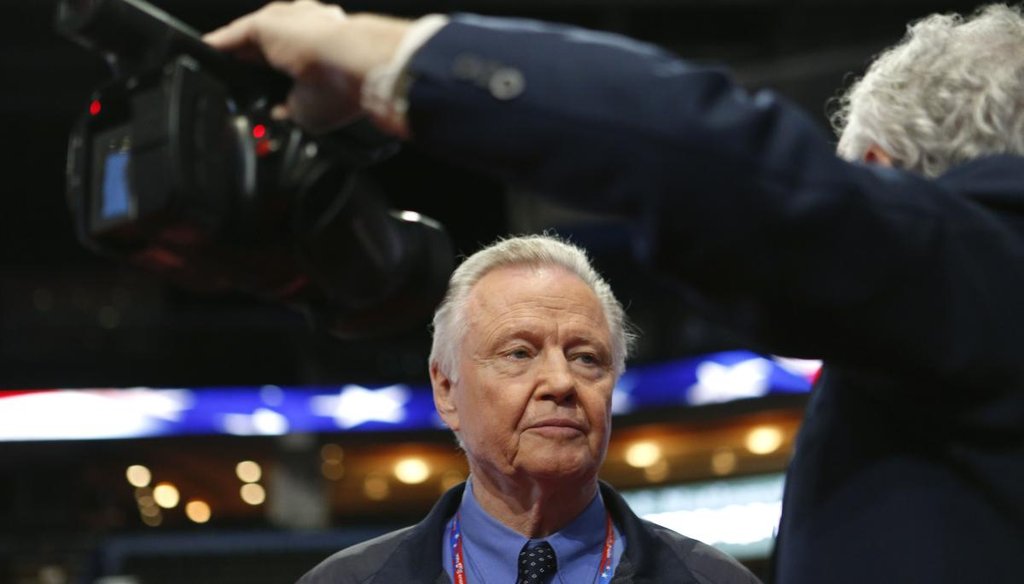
[450,511,616,584]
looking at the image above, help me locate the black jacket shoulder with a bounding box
[296,482,760,584]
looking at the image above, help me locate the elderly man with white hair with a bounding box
[297,235,759,583]
[208,3,1024,583]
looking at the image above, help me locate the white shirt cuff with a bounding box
[361,14,450,138]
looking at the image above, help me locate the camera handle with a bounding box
[56,0,291,111]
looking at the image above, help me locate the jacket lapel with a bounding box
[601,482,702,584]
[369,482,466,584]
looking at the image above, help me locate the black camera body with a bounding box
[57,0,454,338]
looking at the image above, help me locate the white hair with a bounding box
[832,4,1024,177]
[430,234,636,381]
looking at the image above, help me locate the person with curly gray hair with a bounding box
[208,2,1024,583]
[834,4,1024,177]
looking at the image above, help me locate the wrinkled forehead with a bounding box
[463,264,611,341]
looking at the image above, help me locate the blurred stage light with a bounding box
[139,504,160,518]
[135,486,155,508]
[711,448,738,476]
[625,441,662,468]
[394,457,430,484]
[185,500,211,523]
[311,384,411,429]
[364,474,390,500]
[321,460,344,481]
[321,443,344,462]
[152,483,180,509]
[745,426,784,455]
[125,465,151,487]
[236,460,262,483]
[240,483,266,505]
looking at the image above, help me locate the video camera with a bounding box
[55,0,454,338]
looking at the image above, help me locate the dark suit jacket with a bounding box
[296,481,759,583]
[400,15,1024,584]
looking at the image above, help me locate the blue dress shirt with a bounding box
[441,478,625,583]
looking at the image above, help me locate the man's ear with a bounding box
[431,361,460,431]
[863,143,895,167]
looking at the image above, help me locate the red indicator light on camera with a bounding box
[89,100,102,116]
[252,124,266,139]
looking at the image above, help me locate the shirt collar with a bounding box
[458,477,608,583]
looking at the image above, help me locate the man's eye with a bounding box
[573,353,600,366]
[508,348,532,360]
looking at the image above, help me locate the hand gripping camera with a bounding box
[56,0,454,338]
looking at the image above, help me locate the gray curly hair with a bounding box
[429,234,636,381]
[832,4,1024,177]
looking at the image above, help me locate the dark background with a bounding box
[0,1,992,582]
[0,0,988,391]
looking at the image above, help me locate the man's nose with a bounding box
[536,352,576,402]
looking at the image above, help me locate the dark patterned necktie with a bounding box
[516,541,558,584]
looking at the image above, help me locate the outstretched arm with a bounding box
[205,4,1024,387]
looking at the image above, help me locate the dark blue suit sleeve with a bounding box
[405,15,1024,391]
